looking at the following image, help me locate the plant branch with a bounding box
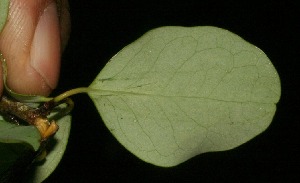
[0,96,74,141]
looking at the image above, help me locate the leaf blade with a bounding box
[25,115,71,183]
[0,119,40,150]
[0,0,9,33]
[0,114,71,182]
[89,26,281,166]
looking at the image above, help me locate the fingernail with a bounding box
[31,2,60,90]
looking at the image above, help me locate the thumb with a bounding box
[0,0,63,96]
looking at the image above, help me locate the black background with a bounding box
[44,0,299,182]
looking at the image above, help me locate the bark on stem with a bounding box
[0,96,58,141]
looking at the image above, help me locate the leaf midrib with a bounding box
[89,88,275,105]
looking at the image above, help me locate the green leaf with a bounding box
[0,116,39,179]
[89,26,281,167]
[0,115,71,182]
[25,115,71,183]
[0,118,40,150]
[0,0,9,33]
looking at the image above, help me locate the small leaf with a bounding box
[0,115,71,182]
[0,0,9,33]
[25,115,71,183]
[0,118,40,150]
[0,117,39,180]
[89,26,281,167]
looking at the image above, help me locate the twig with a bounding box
[0,96,74,141]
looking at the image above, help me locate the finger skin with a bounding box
[0,0,70,96]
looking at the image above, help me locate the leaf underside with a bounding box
[0,0,9,33]
[0,119,40,150]
[25,115,71,183]
[0,115,71,182]
[89,26,281,167]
